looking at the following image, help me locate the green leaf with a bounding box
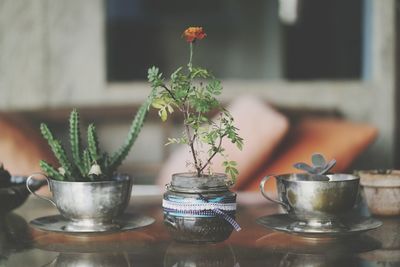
[167,104,174,113]
[190,67,210,79]
[152,98,166,109]
[165,137,187,146]
[206,80,222,95]
[171,67,183,80]
[40,160,64,181]
[223,160,239,181]
[147,66,165,88]
[312,153,326,167]
[160,109,168,122]
[236,138,244,150]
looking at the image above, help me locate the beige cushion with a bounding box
[156,95,289,188]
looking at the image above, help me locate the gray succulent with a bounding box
[293,153,336,181]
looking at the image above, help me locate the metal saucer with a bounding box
[30,213,155,234]
[256,214,382,238]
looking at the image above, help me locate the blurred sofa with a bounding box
[0,96,377,193]
[156,95,378,191]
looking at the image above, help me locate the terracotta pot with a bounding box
[358,170,400,216]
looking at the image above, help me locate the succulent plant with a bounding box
[293,153,336,180]
[39,91,155,182]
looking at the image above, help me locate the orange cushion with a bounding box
[156,95,289,188]
[0,114,56,176]
[241,117,378,192]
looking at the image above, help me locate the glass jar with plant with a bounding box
[148,27,243,242]
[26,91,155,233]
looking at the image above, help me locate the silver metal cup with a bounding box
[260,173,360,228]
[26,173,133,232]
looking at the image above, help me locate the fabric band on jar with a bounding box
[162,194,241,231]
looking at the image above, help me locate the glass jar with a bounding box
[163,173,238,243]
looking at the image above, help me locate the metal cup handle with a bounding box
[26,173,57,207]
[260,175,289,210]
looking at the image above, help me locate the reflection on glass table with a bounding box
[0,191,398,267]
[164,242,238,267]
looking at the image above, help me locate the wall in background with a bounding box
[0,0,397,182]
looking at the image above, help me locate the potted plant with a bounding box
[259,154,367,234]
[26,91,154,232]
[357,169,400,216]
[148,27,243,242]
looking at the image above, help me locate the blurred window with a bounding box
[106,0,362,81]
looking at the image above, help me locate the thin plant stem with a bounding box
[182,106,201,176]
[188,42,193,72]
[184,42,200,176]
[199,133,227,174]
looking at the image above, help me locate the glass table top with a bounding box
[1,192,399,266]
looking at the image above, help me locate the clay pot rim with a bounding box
[358,170,400,187]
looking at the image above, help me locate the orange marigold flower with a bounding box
[182,27,206,43]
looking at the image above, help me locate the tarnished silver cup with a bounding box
[260,173,360,228]
[26,173,133,232]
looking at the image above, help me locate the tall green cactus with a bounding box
[87,124,100,163]
[39,89,155,182]
[107,96,152,175]
[40,124,76,180]
[82,149,91,176]
[69,109,85,177]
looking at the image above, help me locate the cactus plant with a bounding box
[40,91,155,182]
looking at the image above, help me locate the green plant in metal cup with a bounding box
[39,91,155,182]
[26,90,156,232]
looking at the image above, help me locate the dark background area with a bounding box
[284,0,362,80]
[106,0,362,81]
